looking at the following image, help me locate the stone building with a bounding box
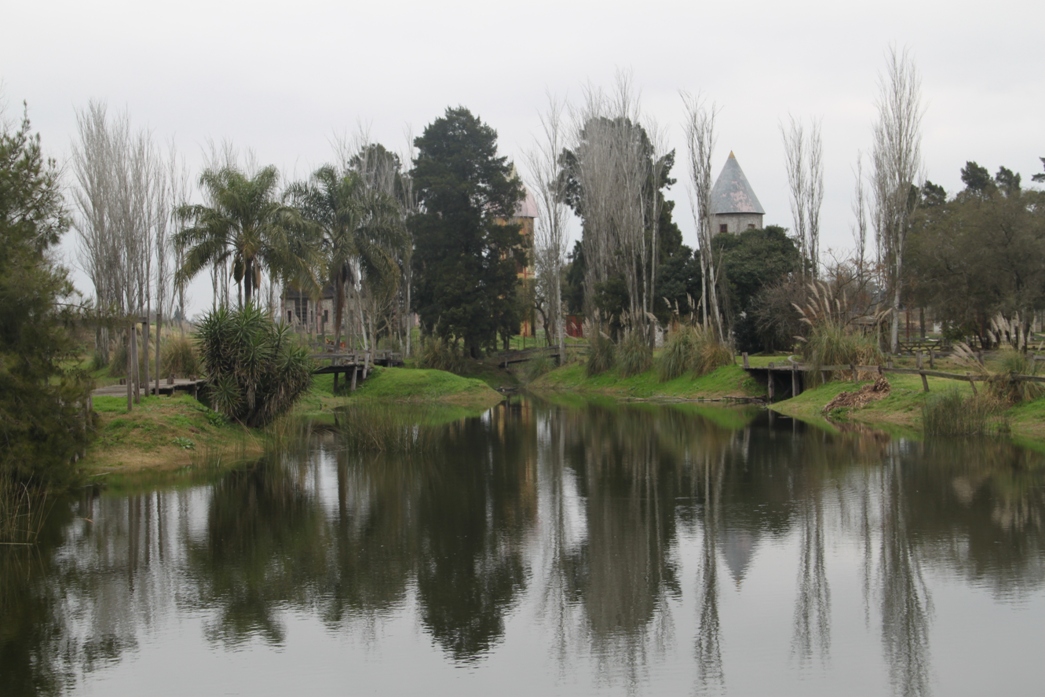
[710,152,764,234]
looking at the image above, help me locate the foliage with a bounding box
[923,389,1006,436]
[410,107,524,357]
[524,353,554,383]
[417,336,467,374]
[617,329,652,378]
[0,104,92,489]
[906,162,1045,348]
[196,304,312,427]
[658,325,732,381]
[289,151,406,347]
[795,279,885,383]
[162,333,200,378]
[585,322,616,377]
[176,165,317,306]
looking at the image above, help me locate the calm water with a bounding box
[3,398,1045,696]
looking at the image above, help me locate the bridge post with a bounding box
[791,364,799,397]
[742,352,749,369]
[767,362,775,401]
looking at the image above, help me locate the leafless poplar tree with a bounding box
[871,46,924,353]
[851,151,868,284]
[73,102,170,379]
[571,74,654,338]
[781,116,824,278]
[525,94,570,361]
[682,92,724,340]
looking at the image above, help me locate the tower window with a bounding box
[719,224,728,234]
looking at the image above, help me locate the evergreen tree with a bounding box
[409,107,524,357]
[0,105,92,486]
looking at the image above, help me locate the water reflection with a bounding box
[2,399,1045,696]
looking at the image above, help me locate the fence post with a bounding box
[929,348,935,370]
[968,377,978,396]
[791,363,799,397]
[917,352,929,392]
[767,362,775,401]
[742,352,749,369]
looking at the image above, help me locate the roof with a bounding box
[710,152,765,216]
[514,187,538,218]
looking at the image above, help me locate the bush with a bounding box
[586,331,616,376]
[800,321,882,384]
[162,334,200,378]
[986,350,1043,404]
[197,304,313,428]
[417,337,467,373]
[922,389,1006,436]
[658,326,732,381]
[525,353,554,383]
[618,330,652,377]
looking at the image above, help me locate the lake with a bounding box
[3,397,1044,696]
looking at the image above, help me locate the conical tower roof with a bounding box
[710,152,764,215]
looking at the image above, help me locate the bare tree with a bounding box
[525,94,570,362]
[568,74,657,339]
[851,151,869,284]
[73,102,169,385]
[781,116,824,278]
[682,92,724,340]
[871,46,924,353]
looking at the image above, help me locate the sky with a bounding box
[3,0,1043,314]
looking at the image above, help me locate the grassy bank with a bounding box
[770,373,1045,443]
[81,394,266,476]
[529,361,764,401]
[295,366,504,418]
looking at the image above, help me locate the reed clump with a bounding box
[0,479,53,545]
[618,329,652,378]
[585,318,616,376]
[162,334,200,378]
[525,353,554,382]
[986,349,1043,404]
[417,337,467,373]
[336,404,441,453]
[922,389,1007,436]
[658,325,732,381]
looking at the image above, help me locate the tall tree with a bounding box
[525,95,570,360]
[176,165,312,307]
[559,78,674,338]
[0,104,91,486]
[781,115,824,278]
[409,107,524,357]
[682,92,724,340]
[871,46,924,353]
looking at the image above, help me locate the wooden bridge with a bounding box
[310,350,404,391]
[741,352,1045,402]
[492,346,563,369]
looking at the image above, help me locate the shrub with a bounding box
[525,353,554,383]
[986,349,1043,404]
[586,331,616,376]
[196,304,313,428]
[922,389,1006,436]
[658,326,732,381]
[417,337,466,373]
[618,330,652,377]
[659,326,699,381]
[799,321,882,384]
[162,334,200,378]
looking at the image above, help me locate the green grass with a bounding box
[770,370,1045,446]
[83,394,264,474]
[297,366,504,417]
[530,360,763,401]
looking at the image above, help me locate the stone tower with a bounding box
[710,152,764,234]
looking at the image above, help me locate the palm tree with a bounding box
[290,163,404,349]
[176,165,315,307]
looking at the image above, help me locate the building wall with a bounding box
[713,213,764,235]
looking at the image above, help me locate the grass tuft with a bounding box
[922,388,1007,436]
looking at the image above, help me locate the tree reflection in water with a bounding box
[2,399,1045,696]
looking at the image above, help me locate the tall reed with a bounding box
[922,389,1006,436]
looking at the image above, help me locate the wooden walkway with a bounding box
[742,354,1045,402]
[92,378,205,398]
[492,346,562,368]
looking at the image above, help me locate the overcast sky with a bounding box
[3,0,1042,314]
